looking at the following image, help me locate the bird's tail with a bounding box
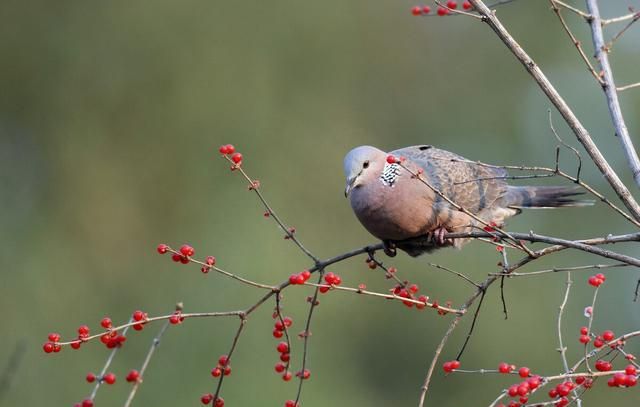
[505,186,594,209]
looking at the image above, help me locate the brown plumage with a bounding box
[344,145,591,256]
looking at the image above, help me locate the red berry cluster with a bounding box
[391,283,428,309]
[546,380,577,406]
[442,360,461,373]
[410,1,472,16]
[169,310,184,325]
[273,316,293,339]
[588,273,606,287]
[607,365,638,388]
[504,374,541,405]
[219,144,243,169]
[211,354,232,378]
[42,332,62,354]
[132,310,148,331]
[289,270,311,285]
[275,341,293,381]
[201,256,216,273]
[579,326,616,347]
[319,272,342,293]
[201,393,224,406]
[100,329,127,349]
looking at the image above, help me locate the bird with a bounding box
[343,145,592,257]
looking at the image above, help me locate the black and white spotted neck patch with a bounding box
[379,163,401,187]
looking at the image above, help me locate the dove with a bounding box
[343,145,591,256]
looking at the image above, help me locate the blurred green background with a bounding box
[2,0,639,405]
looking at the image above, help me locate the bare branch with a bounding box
[553,0,591,19]
[585,0,640,187]
[467,0,640,220]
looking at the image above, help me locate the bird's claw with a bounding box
[382,240,397,257]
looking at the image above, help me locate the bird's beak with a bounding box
[345,176,357,198]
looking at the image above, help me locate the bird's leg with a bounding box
[382,240,397,257]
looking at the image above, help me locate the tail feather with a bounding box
[506,186,594,209]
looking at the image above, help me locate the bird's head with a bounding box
[343,146,385,197]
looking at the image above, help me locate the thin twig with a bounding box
[553,0,591,18]
[556,272,583,407]
[549,0,604,85]
[89,323,132,401]
[490,262,627,277]
[124,317,172,407]
[212,316,247,402]
[585,0,640,188]
[617,82,640,92]
[602,11,640,25]
[607,12,640,49]
[295,271,323,404]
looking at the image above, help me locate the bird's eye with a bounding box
[363,160,369,169]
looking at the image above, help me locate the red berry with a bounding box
[132,310,146,322]
[498,362,513,374]
[86,372,96,383]
[411,6,422,16]
[556,398,569,407]
[171,253,183,262]
[82,400,94,407]
[231,153,243,164]
[275,362,286,373]
[277,342,289,353]
[579,334,590,344]
[447,0,458,9]
[437,6,449,16]
[100,317,112,329]
[300,270,311,281]
[507,385,518,397]
[273,329,283,338]
[442,362,453,373]
[282,371,293,381]
[214,397,225,407]
[219,145,229,154]
[218,355,229,366]
[289,274,300,285]
[43,342,54,353]
[201,393,213,405]
[225,144,235,154]
[126,369,140,382]
[580,326,588,335]
[283,316,293,327]
[602,330,615,342]
[408,284,419,293]
[626,375,638,387]
[450,360,460,369]
[625,364,637,375]
[211,367,222,377]
[422,6,432,14]
[386,154,398,164]
[556,385,570,397]
[169,313,181,324]
[297,369,311,379]
[462,1,472,10]
[517,383,529,396]
[223,366,231,376]
[595,359,612,372]
[103,372,116,384]
[206,256,216,266]
[78,325,90,336]
[588,275,603,287]
[595,273,606,281]
[518,367,530,378]
[48,333,61,342]
[548,388,557,398]
[156,244,168,254]
[180,244,194,257]
[285,401,298,407]
[593,337,604,348]
[280,353,290,362]
[527,376,540,389]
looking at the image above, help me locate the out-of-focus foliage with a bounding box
[1,1,639,405]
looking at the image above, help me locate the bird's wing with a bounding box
[391,145,509,214]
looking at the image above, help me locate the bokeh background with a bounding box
[2,0,639,405]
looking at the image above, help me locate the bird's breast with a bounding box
[349,175,435,241]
